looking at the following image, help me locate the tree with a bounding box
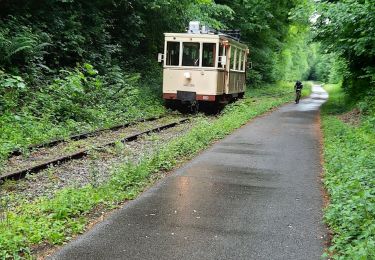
[314,0,375,97]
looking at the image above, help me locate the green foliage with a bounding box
[0,63,166,163]
[311,50,348,85]
[0,71,27,112]
[0,0,317,163]
[0,0,234,72]
[314,0,375,97]
[28,63,143,123]
[0,83,295,258]
[0,19,51,71]
[322,84,375,259]
[217,0,309,84]
[218,0,316,84]
[0,0,318,86]
[274,24,315,81]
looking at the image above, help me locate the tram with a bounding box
[158,21,249,111]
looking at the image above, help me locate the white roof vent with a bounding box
[201,25,209,34]
[188,21,200,34]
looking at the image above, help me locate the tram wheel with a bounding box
[190,101,199,114]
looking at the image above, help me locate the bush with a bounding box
[0,70,27,112]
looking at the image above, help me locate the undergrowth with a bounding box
[321,83,375,259]
[0,64,166,165]
[0,81,309,258]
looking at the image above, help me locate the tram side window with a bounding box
[166,42,180,66]
[182,42,200,66]
[218,44,224,67]
[242,51,246,71]
[237,50,242,71]
[202,43,215,67]
[230,47,235,70]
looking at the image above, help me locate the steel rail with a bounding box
[1,118,189,182]
[9,116,163,157]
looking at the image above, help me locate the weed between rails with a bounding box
[0,82,305,258]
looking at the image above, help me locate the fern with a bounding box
[0,25,50,66]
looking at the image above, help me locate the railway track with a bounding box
[9,116,162,157]
[0,117,189,182]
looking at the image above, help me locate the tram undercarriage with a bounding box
[163,91,245,113]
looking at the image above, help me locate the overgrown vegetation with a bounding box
[216,0,315,84]
[321,83,374,259]
[0,63,165,164]
[311,2,375,258]
[312,0,374,99]
[0,0,317,164]
[0,82,308,258]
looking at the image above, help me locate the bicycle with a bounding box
[295,89,302,104]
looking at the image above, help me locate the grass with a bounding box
[0,87,166,166]
[321,83,375,259]
[0,81,311,258]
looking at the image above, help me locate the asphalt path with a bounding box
[51,85,329,260]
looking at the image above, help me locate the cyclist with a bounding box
[294,80,303,104]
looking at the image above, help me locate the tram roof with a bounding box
[164,33,248,49]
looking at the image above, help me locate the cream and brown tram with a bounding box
[158,22,249,110]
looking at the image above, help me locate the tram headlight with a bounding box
[184,72,191,79]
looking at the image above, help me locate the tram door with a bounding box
[217,42,229,95]
[216,42,229,95]
[228,45,246,95]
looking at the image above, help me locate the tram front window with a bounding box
[166,42,180,66]
[182,42,200,66]
[202,43,215,67]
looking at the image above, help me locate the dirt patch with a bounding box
[337,108,361,126]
